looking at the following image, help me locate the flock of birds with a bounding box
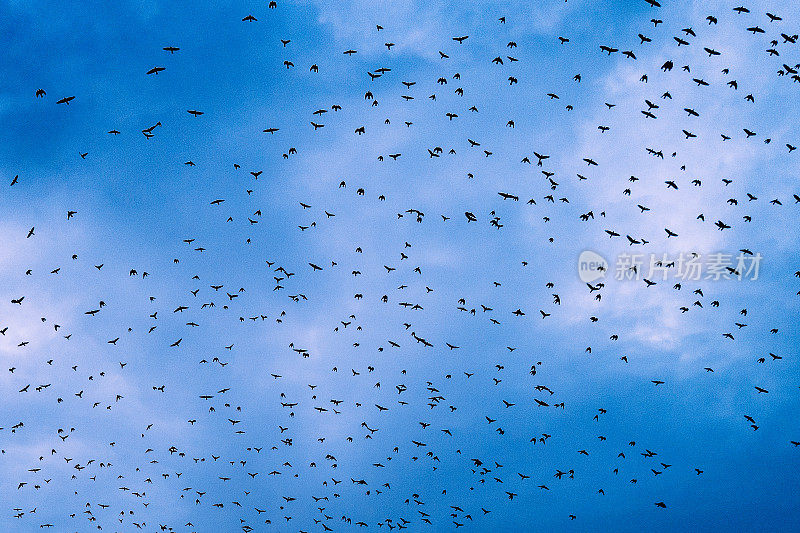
[3,1,799,531]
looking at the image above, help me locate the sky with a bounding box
[0,0,799,531]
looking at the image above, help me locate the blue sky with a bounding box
[1,0,799,531]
